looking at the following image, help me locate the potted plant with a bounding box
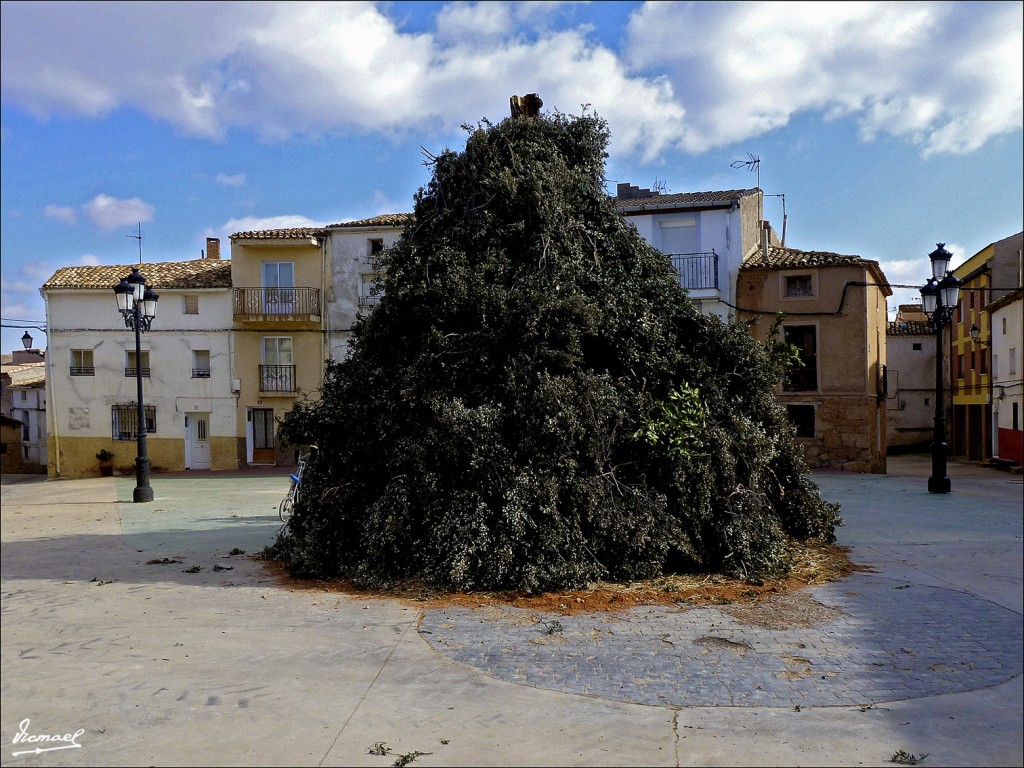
[96,449,114,477]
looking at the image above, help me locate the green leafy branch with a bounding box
[633,383,708,459]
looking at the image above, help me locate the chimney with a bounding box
[205,237,221,260]
[616,182,656,200]
[760,219,771,263]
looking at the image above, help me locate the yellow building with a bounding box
[229,228,328,465]
[949,233,1022,461]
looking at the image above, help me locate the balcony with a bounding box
[233,287,321,322]
[259,364,296,394]
[669,251,719,291]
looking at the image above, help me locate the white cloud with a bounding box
[215,172,246,187]
[43,204,78,225]
[79,254,101,266]
[82,194,155,231]
[624,1,1023,156]
[0,1,1019,161]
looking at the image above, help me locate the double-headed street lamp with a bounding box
[919,243,962,494]
[113,267,159,502]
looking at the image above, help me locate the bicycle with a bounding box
[279,445,316,525]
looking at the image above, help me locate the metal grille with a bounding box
[259,365,296,392]
[669,251,719,290]
[111,404,156,440]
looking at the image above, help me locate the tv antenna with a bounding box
[126,223,142,264]
[730,153,762,221]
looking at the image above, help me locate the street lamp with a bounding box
[21,331,33,350]
[919,244,962,494]
[113,267,159,502]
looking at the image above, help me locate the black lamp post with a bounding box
[113,267,159,503]
[919,243,962,494]
[21,331,33,350]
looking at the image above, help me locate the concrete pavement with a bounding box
[1,457,1021,767]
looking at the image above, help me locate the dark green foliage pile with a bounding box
[271,110,840,593]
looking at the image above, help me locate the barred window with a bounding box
[112,404,156,440]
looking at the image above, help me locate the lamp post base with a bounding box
[927,475,952,494]
[134,456,154,503]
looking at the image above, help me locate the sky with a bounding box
[2,0,1022,353]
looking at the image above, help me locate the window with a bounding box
[981,349,987,375]
[20,390,27,402]
[112,404,155,440]
[784,274,814,297]
[658,219,697,255]
[957,354,964,380]
[1011,348,1018,376]
[70,349,95,376]
[125,350,150,377]
[192,349,211,378]
[783,325,818,391]
[183,294,199,314]
[1013,402,1019,432]
[993,355,999,378]
[261,336,294,392]
[359,272,383,308]
[785,404,815,437]
[1002,317,1007,335]
[262,261,295,314]
[368,238,385,257]
[912,342,922,351]
[970,350,976,371]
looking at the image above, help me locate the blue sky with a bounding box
[2,1,1022,353]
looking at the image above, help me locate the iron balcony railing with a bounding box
[259,364,296,393]
[668,251,719,291]
[70,366,95,376]
[233,287,321,320]
[124,367,150,378]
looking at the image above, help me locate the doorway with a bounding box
[185,412,212,470]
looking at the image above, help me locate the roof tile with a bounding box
[42,260,231,290]
[328,213,413,229]
[230,227,328,240]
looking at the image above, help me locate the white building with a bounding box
[41,258,236,477]
[613,184,767,318]
[1,348,47,472]
[989,288,1023,467]
[323,213,412,360]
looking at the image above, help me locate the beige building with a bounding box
[228,215,410,466]
[885,305,941,451]
[41,257,235,478]
[229,228,327,466]
[737,246,892,473]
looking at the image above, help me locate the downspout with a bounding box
[42,290,60,476]
[321,235,329,363]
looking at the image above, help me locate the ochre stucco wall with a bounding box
[48,436,238,478]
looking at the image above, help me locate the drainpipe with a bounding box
[42,293,60,477]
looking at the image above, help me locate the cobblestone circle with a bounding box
[420,573,1023,708]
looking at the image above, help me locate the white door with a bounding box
[189,412,212,470]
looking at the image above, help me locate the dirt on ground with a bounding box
[259,539,869,622]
